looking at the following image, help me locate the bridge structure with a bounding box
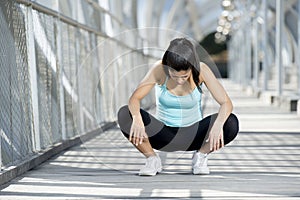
[0,0,300,199]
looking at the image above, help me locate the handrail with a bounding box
[16,0,148,56]
[17,0,107,37]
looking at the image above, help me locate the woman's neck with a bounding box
[167,77,195,93]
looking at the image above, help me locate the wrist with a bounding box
[132,114,142,119]
[213,119,223,126]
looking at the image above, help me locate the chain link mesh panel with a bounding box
[61,23,78,138]
[32,10,61,148]
[0,0,34,167]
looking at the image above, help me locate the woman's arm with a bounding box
[128,60,163,145]
[200,62,233,151]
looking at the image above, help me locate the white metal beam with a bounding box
[275,0,283,96]
[26,6,41,151]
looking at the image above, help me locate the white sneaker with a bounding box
[139,155,162,176]
[192,151,210,175]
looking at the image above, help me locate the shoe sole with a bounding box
[193,168,210,175]
[139,172,157,176]
[139,167,162,176]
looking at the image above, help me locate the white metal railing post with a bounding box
[75,1,84,134]
[0,129,3,171]
[95,36,104,123]
[75,31,84,134]
[276,0,283,96]
[245,23,251,87]
[240,31,244,85]
[26,6,41,151]
[113,53,119,118]
[253,7,259,89]
[240,31,245,86]
[229,38,237,82]
[56,18,67,140]
[237,33,242,84]
[298,0,300,95]
[246,7,252,87]
[262,0,269,91]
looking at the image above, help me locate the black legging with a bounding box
[117,105,239,152]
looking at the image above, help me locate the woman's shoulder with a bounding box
[199,62,208,83]
[199,61,209,70]
[199,62,218,83]
[151,60,164,71]
[150,60,166,85]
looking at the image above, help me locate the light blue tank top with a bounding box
[155,77,202,127]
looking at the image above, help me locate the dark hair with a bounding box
[162,38,202,92]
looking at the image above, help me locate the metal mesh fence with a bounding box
[0,0,155,169]
[0,1,34,166]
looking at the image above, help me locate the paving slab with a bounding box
[0,80,300,199]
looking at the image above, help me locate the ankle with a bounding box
[144,152,157,158]
[198,149,209,155]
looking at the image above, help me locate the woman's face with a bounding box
[168,68,192,85]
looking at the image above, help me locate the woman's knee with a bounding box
[223,113,239,144]
[118,105,130,121]
[118,105,131,123]
[117,105,131,132]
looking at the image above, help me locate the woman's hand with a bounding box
[207,123,224,152]
[129,115,148,146]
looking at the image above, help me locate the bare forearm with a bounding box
[207,100,233,151]
[128,96,142,117]
[215,100,233,126]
